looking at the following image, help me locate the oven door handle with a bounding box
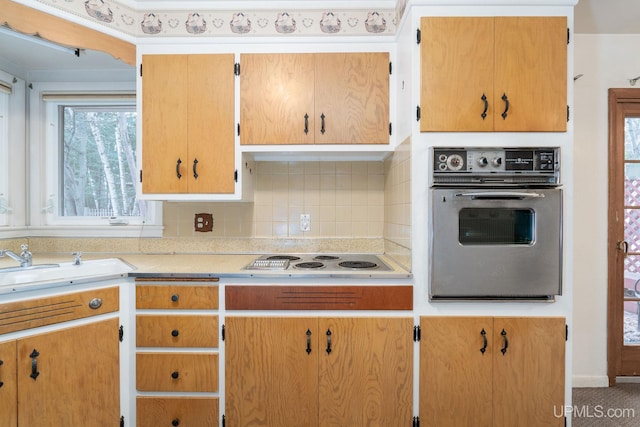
[454,191,545,200]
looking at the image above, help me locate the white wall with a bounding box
[572,34,640,387]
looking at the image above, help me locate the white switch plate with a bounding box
[300,214,310,232]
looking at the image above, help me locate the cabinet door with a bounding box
[420,316,494,427]
[142,54,189,193]
[420,17,494,132]
[494,17,567,132]
[492,317,565,427]
[0,340,17,427]
[240,54,315,145]
[225,317,319,427]
[17,318,120,427]
[187,54,236,194]
[318,317,413,426]
[315,53,390,144]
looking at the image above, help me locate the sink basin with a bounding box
[0,258,134,287]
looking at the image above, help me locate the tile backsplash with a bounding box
[163,160,386,239]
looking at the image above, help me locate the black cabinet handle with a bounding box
[192,158,199,180]
[172,419,180,426]
[326,329,332,354]
[306,329,312,355]
[176,158,182,179]
[481,93,488,120]
[500,329,509,355]
[320,113,326,135]
[501,93,509,120]
[30,349,40,380]
[0,358,3,388]
[171,294,179,302]
[480,328,488,355]
[304,113,309,135]
[171,371,179,379]
[171,329,180,337]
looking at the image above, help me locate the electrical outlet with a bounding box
[195,213,213,232]
[300,214,311,232]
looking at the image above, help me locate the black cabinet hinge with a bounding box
[416,106,421,121]
[234,170,238,183]
[222,414,226,426]
[416,28,421,44]
[120,416,125,427]
[413,416,420,426]
[237,123,240,136]
[566,324,569,341]
[567,105,570,122]
[413,325,421,342]
[222,324,226,341]
[119,325,124,342]
[389,122,393,136]
[234,62,240,76]
[389,61,392,75]
[139,170,142,183]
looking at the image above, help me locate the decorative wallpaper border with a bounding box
[34,0,400,37]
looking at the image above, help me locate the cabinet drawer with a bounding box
[0,287,119,335]
[136,284,218,309]
[136,352,218,392]
[137,315,218,347]
[136,397,219,427]
[137,397,219,427]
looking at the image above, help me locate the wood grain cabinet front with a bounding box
[137,396,219,427]
[1,318,120,427]
[420,16,567,132]
[240,52,390,145]
[141,54,235,195]
[135,281,220,426]
[420,316,566,427]
[225,316,413,427]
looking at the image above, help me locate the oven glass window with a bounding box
[459,208,534,245]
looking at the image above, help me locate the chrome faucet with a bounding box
[0,244,33,267]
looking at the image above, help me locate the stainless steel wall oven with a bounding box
[429,147,562,301]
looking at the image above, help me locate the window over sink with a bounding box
[28,82,162,237]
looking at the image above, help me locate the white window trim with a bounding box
[28,81,162,237]
[0,69,27,237]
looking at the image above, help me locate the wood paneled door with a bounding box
[608,88,640,382]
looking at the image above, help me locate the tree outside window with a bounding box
[61,105,145,218]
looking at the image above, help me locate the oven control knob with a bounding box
[492,157,503,167]
[477,157,488,167]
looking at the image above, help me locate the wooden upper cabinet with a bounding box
[142,54,235,194]
[420,16,567,132]
[240,54,315,145]
[240,52,390,145]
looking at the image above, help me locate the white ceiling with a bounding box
[0,0,637,73]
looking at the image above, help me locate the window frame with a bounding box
[0,69,26,237]
[28,81,162,237]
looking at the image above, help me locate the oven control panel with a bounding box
[432,147,560,186]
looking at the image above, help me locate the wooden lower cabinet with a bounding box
[135,281,221,426]
[225,316,413,427]
[0,340,17,427]
[420,316,566,427]
[137,396,219,427]
[0,318,120,427]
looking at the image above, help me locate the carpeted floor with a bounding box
[572,384,640,426]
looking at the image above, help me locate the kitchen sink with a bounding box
[0,258,135,287]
